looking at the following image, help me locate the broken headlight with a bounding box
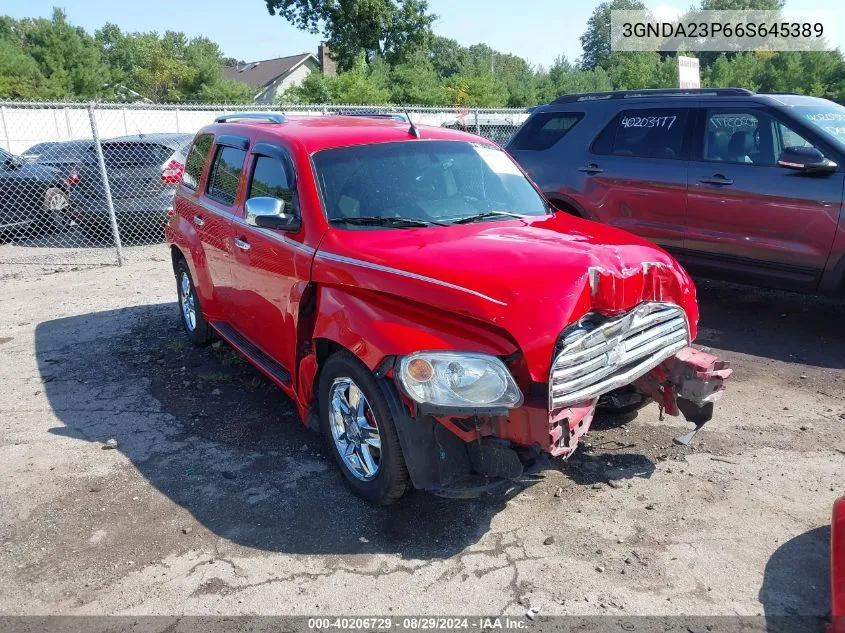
[396,352,523,409]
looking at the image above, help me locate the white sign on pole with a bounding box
[678,56,701,89]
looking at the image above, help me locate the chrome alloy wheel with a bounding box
[179,271,197,332]
[329,377,382,481]
[46,191,69,211]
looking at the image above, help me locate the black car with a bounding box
[0,147,70,238]
[70,133,193,238]
[22,140,92,170]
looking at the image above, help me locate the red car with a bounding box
[165,112,731,504]
[833,497,845,633]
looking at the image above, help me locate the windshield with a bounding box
[312,140,549,228]
[795,102,845,146]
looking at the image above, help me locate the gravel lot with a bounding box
[0,249,843,622]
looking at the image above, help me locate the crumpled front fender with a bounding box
[311,286,518,371]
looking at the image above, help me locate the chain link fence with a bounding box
[0,102,529,278]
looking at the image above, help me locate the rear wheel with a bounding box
[319,351,410,505]
[41,188,70,234]
[174,258,213,345]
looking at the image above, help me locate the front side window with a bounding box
[703,110,775,165]
[774,120,815,155]
[248,155,294,209]
[795,101,845,146]
[702,109,818,166]
[312,140,549,228]
[183,134,213,190]
[606,109,689,160]
[206,145,246,206]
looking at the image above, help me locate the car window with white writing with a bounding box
[703,110,779,166]
[610,109,688,160]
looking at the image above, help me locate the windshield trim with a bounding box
[310,138,552,230]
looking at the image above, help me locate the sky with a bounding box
[1,0,843,68]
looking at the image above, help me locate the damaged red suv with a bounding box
[166,112,731,504]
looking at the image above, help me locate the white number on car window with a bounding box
[620,115,678,130]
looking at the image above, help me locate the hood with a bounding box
[314,212,698,382]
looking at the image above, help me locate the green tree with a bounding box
[429,35,468,78]
[388,51,445,104]
[19,8,107,98]
[263,0,435,70]
[537,56,612,101]
[97,25,251,102]
[579,0,646,71]
[279,70,333,103]
[442,73,508,107]
[0,17,48,98]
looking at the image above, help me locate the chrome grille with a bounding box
[549,302,689,410]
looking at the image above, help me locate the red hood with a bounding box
[314,213,698,382]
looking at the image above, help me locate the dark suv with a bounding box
[507,88,845,295]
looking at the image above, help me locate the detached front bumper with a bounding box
[482,346,730,459]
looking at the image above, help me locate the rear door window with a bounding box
[183,134,213,190]
[508,112,583,151]
[594,109,689,160]
[206,146,247,206]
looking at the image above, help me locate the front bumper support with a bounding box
[635,346,732,444]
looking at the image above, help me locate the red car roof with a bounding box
[205,115,496,154]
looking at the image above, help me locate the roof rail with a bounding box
[214,113,287,124]
[551,88,754,104]
[333,111,408,122]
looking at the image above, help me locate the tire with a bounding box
[40,188,70,235]
[319,351,410,505]
[174,258,214,346]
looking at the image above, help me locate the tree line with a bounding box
[0,9,253,102]
[1,0,844,106]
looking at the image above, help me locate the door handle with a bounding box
[234,237,251,251]
[578,163,604,175]
[698,174,734,186]
[193,215,205,227]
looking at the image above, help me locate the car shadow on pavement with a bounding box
[758,525,831,632]
[36,303,549,560]
[694,279,845,369]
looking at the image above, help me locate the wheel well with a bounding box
[314,338,347,370]
[170,245,185,272]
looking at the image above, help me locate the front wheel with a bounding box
[174,258,213,345]
[319,351,410,505]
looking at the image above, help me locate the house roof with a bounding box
[223,53,318,90]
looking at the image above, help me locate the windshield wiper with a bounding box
[328,216,447,228]
[452,211,529,225]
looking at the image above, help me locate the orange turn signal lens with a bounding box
[406,358,434,382]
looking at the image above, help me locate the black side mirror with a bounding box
[777,146,837,174]
[244,196,301,232]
